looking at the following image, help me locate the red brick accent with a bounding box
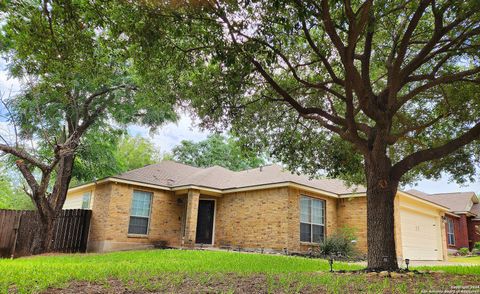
[446,215,469,250]
[457,215,470,249]
[468,219,480,250]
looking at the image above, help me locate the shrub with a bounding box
[318,227,358,258]
[458,247,470,256]
[474,242,480,250]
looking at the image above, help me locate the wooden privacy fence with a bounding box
[0,209,91,258]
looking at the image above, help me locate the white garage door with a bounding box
[400,208,441,260]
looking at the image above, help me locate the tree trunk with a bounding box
[365,153,399,271]
[31,214,55,254]
[29,153,75,255]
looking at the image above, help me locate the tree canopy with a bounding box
[178,0,480,186]
[0,0,187,252]
[137,0,480,270]
[170,134,266,171]
[72,133,161,184]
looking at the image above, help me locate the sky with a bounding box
[0,62,479,194]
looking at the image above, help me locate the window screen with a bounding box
[128,191,152,235]
[81,192,91,209]
[447,218,455,245]
[300,196,325,243]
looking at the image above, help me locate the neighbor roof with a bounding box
[110,161,366,195]
[407,189,479,215]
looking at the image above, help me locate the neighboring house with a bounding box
[65,161,449,261]
[407,189,480,252]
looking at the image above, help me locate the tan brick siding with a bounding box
[87,183,112,252]
[84,182,184,251]
[289,188,338,252]
[214,187,289,250]
[337,197,367,253]
[70,181,445,260]
[184,190,200,246]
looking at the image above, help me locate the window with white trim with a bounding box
[300,196,325,243]
[81,192,91,209]
[128,190,152,235]
[447,218,455,245]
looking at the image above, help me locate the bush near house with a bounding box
[318,227,359,259]
[458,248,470,256]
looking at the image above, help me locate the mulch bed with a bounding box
[43,273,480,294]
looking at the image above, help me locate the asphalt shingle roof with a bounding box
[112,161,366,195]
[406,189,479,215]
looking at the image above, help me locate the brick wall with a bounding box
[456,215,470,249]
[82,183,356,254]
[336,197,367,253]
[468,218,480,250]
[87,183,112,252]
[292,188,338,253]
[213,187,338,253]
[87,182,184,252]
[214,187,290,250]
[78,181,443,258]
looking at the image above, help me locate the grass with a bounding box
[0,249,479,293]
[447,255,480,264]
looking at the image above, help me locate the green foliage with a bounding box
[475,242,480,251]
[167,0,480,186]
[458,248,470,256]
[0,1,187,200]
[71,133,161,185]
[318,227,358,258]
[114,134,161,172]
[0,162,34,210]
[1,1,180,133]
[170,134,266,171]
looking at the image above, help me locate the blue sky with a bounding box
[0,64,478,194]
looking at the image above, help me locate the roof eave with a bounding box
[397,190,451,211]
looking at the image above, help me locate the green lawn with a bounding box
[447,255,480,264]
[1,249,479,293]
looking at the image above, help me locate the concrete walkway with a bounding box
[355,260,478,267]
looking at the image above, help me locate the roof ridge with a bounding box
[239,163,281,173]
[430,191,475,195]
[161,160,205,169]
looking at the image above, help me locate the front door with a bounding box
[195,200,215,244]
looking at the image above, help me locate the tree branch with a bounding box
[391,121,480,180]
[394,68,480,111]
[0,144,50,173]
[300,19,344,86]
[387,112,448,144]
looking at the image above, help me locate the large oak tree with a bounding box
[164,0,480,270]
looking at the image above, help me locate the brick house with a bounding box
[407,190,480,252]
[65,161,449,261]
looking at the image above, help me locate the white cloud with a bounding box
[0,60,21,95]
[128,113,211,153]
[405,178,480,194]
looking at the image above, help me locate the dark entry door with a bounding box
[195,200,215,244]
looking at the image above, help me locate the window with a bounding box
[300,196,325,243]
[81,192,91,209]
[447,218,455,245]
[128,190,152,235]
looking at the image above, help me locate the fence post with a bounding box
[10,212,23,259]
